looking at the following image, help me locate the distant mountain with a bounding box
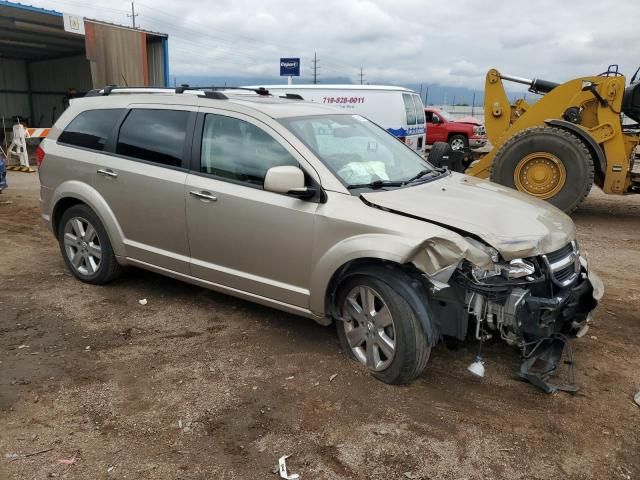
[172,74,529,107]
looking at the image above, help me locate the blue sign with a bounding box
[280,58,300,77]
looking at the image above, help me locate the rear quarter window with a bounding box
[58,109,124,151]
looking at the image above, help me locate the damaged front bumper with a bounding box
[422,241,603,393]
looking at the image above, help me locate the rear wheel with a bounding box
[490,126,594,213]
[58,204,122,284]
[448,134,468,151]
[336,275,431,384]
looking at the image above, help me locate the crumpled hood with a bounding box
[361,172,575,259]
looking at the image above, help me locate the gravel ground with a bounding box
[1,171,639,480]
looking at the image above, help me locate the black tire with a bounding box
[336,274,431,384]
[428,141,453,167]
[490,126,594,213]
[448,134,468,151]
[57,204,122,284]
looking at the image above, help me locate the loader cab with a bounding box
[622,66,640,124]
[622,81,640,124]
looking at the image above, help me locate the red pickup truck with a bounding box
[424,107,487,150]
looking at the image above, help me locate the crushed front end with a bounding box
[426,240,602,393]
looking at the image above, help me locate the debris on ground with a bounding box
[635,391,640,407]
[278,454,300,479]
[329,373,338,382]
[138,298,148,305]
[58,455,77,465]
[404,471,419,479]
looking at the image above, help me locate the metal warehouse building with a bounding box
[0,0,169,127]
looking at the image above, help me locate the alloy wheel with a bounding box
[341,285,396,371]
[63,216,102,276]
[450,138,466,150]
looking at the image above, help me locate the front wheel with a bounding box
[448,134,468,151]
[490,126,594,213]
[336,275,431,384]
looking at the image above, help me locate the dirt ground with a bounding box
[1,171,638,480]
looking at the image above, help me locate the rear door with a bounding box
[401,93,424,151]
[185,109,319,308]
[93,105,196,274]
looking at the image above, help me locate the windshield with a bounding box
[280,114,434,188]
[438,109,455,121]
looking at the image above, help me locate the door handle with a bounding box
[97,168,118,178]
[189,190,217,202]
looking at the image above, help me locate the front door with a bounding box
[185,111,318,308]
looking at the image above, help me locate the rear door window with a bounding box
[412,95,425,124]
[58,109,124,151]
[402,93,417,125]
[116,109,190,167]
[200,114,298,187]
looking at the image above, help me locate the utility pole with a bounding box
[312,52,319,84]
[471,91,476,117]
[425,87,429,106]
[359,68,365,85]
[127,2,138,29]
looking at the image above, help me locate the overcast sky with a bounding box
[31,0,640,88]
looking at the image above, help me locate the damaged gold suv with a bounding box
[39,87,602,391]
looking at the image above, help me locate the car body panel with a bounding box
[361,172,575,259]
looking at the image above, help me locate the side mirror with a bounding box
[432,116,441,124]
[264,165,316,199]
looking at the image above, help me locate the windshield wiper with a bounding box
[404,167,448,185]
[346,179,404,190]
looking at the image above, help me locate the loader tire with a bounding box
[490,126,594,213]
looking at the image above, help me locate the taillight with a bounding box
[36,145,45,168]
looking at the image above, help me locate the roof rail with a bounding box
[86,85,229,100]
[84,85,303,101]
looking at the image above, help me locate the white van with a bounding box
[246,85,426,152]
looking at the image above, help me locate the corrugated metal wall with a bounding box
[0,58,30,120]
[147,39,164,87]
[30,55,92,126]
[85,21,146,87]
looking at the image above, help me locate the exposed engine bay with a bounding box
[423,240,602,393]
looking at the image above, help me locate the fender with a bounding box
[309,233,426,315]
[51,180,127,258]
[545,119,606,181]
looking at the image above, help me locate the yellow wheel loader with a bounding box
[430,65,640,213]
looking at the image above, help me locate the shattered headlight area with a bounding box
[422,240,601,393]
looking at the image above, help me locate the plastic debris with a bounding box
[329,373,338,382]
[138,298,148,305]
[17,345,28,349]
[278,455,299,480]
[404,472,419,479]
[58,456,77,465]
[84,346,91,351]
[285,376,295,380]
[635,391,640,407]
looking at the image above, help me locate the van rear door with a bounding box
[401,93,426,152]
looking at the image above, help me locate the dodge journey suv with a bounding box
[39,87,602,391]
